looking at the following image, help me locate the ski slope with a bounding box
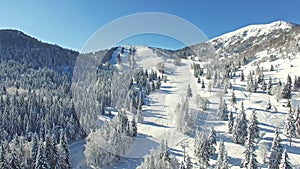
[71,43,300,168]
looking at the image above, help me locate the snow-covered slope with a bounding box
[71,21,300,169]
[211,21,293,44]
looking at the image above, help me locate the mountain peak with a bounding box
[210,20,295,46]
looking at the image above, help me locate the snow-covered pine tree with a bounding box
[233,102,248,144]
[231,92,237,105]
[284,108,296,146]
[241,70,245,81]
[8,147,21,169]
[217,99,229,120]
[249,110,259,140]
[137,141,179,169]
[185,154,193,169]
[187,84,192,98]
[176,96,195,134]
[228,110,234,134]
[258,141,268,164]
[131,116,138,137]
[266,100,272,111]
[247,153,259,169]
[58,130,71,169]
[201,80,205,89]
[215,140,225,169]
[0,142,6,168]
[45,134,59,168]
[268,128,283,169]
[241,113,258,168]
[221,151,229,169]
[267,77,272,95]
[281,74,292,99]
[194,130,209,169]
[35,141,50,169]
[280,149,293,169]
[207,126,216,155]
[261,80,267,92]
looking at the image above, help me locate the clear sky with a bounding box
[0,0,299,51]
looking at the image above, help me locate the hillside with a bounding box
[75,21,300,169]
[0,20,299,169]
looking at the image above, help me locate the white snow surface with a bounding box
[71,27,300,168]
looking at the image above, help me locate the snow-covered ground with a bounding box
[71,42,300,168]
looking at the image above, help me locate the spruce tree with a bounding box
[233,102,248,144]
[249,110,259,140]
[187,84,192,98]
[185,154,192,169]
[228,110,234,134]
[247,154,259,169]
[35,141,50,169]
[267,77,272,95]
[241,114,258,168]
[131,117,138,137]
[58,130,71,169]
[284,108,296,146]
[215,140,225,169]
[268,128,283,169]
[280,149,293,169]
[231,92,237,105]
[194,130,209,169]
[45,134,59,168]
[217,99,229,120]
[241,70,245,81]
[0,142,8,169]
[207,126,216,155]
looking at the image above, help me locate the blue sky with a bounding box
[0,0,299,51]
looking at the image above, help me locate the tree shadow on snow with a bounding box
[143,121,171,128]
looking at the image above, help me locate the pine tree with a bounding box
[270,64,274,71]
[29,134,39,168]
[247,154,259,169]
[187,84,192,98]
[201,80,205,89]
[45,134,59,168]
[207,126,216,155]
[228,110,234,134]
[131,116,138,137]
[137,109,144,123]
[267,77,272,95]
[258,141,268,164]
[215,140,225,169]
[266,100,272,110]
[35,141,50,169]
[284,108,296,146]
[8,148,21,169]
[268,128,283,169]
[249,110,259,140]
[241,114,258,168]
[194,130,209,169]
[0,142,8,169]
[222,151,229,169]
[233,102,248,144]
[280,149,293,169]
[231,92,237,105]
[241,70,245,81]
[217,99,229,120]
[281,74,292,99]
[58,130,71,169]
[185,154,192,169]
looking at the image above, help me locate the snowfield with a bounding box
[71,22,300,169]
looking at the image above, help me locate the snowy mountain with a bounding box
[80,20,300,169]
[0,20,299,169]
